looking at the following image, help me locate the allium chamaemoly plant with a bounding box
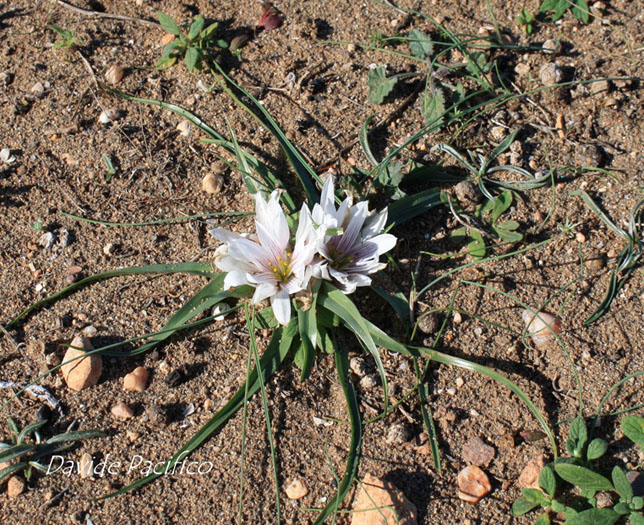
[4,61,558,523]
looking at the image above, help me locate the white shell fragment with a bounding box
[0,148,15,164]
[212,303,230,321]
[176,120,192,137]
[522,309,562,347]
[99,108,122,124]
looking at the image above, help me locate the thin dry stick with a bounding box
[53,0,162,29]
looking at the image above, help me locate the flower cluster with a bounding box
[209,178,396,325]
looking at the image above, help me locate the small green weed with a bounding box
[155,12,227,71]
[49,25,82,50]
[540,0,591,24]
[516,8,536,34]
[513,415,644,524]
[0,417,104,484]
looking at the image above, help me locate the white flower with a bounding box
[311,177,397,293]
[209,190,319,325]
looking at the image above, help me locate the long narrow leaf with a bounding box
[314,345,362,524]
[8,262,217,328]
[318,283,389,414]
[210,62,321,205]
[386,188,442,227]
[365,320,557,455]
[359,116,379,167]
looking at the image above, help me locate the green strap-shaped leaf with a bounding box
[386,188,442,227]
[296,292,318,381]
[314,345,362,524]
[8,262,218,328]
[318,282,389,413]
[359,115,379,167]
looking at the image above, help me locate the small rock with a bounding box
[462,437,496,468]
[575,232,586,243]
[595,491,615,508]
[347,43,356,53]
[0,147,16,164]
[457,465,492,503]
[161,33,175,46]
[79,452,93,479]
[111,402,133,420]
[285,478,309,500]
[67,265,83,284]
[514,63,530,77]
[351,473,418,525]
[212,303,230,321]
[626,471,644,497]
[518,455,546,489]
[176,120,191,137]
[126,431,139,442]
[455,377,464,388]
[103,242,117,256]
[418,312,440,334]
[82,325,97,337]
[61,336,102,391]
[585,257,604,270]
[104,65,124,86]
[359,375,378,390]
[491,126,506,141]
[123,366,149,392]
[145,404,167,426]
[30,81,45,97]
[453,311,463,324]
[386,423,411,444]
[350,356,369,377]
[98,108,122,124]
[7,475,25,498]
[454,181,480,205]
[521,309,561,347]
[542,39,560,54]
[539,63,562,86]
[202,173,224,194]
[591,80,610,95]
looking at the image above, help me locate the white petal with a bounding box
[255,190,289,250]
[256,221,286,262]
[216,255,254,274]
[271,289,291,325]
[208,228,245,244]
[320,176,336,215]
[369,233,397,255]
[362,208,388,239]
[223,271,249,289]
[228,237,269,268]
[252,282,277,303]
[336,202,368,254]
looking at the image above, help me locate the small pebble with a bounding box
[575,232,586,243]
[591,80,610,95]
[79,452,93,479]
[285,478,309,500]
[454,181,480,204]
[453,311,462,324]
[61,336,102,391]
[518,455,546,489]
[103,242,116,256]
[111,402,134,420]
[82,325,97,337]
[176,120,191,137]
[446,387,456,396]
[575,144,603,166]
[346,43,356,53]
[522,309,561,347]
[457,465,491,503]
[542,39,560,54]
[351,474,417,524]
[514,63,530,76]
[104,65,124,86]
[202,173,224,194]
[98,108,122,124]
[350,356,369,377]
[7,476,26,498]
[462,437,496,468]
[359,375,378,390]
[539,63,562,86]
[161,33,175,46]
[126,431,139,442]
[455,377,464,388]
[145,404,167,426]
[123,366,149,392]
[212,303,230,321]
[491,126,506,141]
[386,423,411,444]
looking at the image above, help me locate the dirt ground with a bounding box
[1,0,643,523]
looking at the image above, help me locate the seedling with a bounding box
[102,154,116,182]
[49,25,81,50]
[516,9,536,34]
[29,220,43,232]
[155,12,227,71]
[0,417,104,483]
[513,416,644,524]
[540,0,591,24]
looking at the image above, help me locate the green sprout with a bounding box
[49,25,82,50]
[540,0,591,24]
[0,417,104,484]
[516,9,535,34]
[155,12,227,71]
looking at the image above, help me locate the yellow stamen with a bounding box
[277,256,281,261]
[287,252,292,257]
[267,261,272,266]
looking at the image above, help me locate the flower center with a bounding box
[326,238,354,269]
[267,252,293,283]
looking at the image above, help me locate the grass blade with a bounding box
[96,322,295,500]
[8,262,217,328]
[386,188,442,227]
[358,115,379,167]
[313,344,362,524]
